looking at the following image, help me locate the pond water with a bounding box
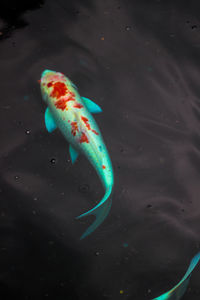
[0,0,200,299]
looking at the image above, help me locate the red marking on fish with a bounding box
[102,165,106,169]
[73,103,83,109]
[50,81,67,99]
[55,98,68,111]
[71,122,79,136]
[47,81,53,87]
[92,129,99,135]
[38,79,41,83]
[81,116,91,130]
[80,132,89,143]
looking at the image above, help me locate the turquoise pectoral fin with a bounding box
[45,108,57,133]
[69,144,79,164]
[82,97,102,114]
[152,252,200,300]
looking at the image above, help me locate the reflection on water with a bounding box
[0,0,200,299]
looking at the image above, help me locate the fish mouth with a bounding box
[41,69,56,78]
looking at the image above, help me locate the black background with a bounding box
[1,0,200,299]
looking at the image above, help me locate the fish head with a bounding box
[40,69,74,103]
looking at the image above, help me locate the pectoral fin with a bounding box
[69,144,79,164]
[45,108,57,133]
[82,97,102,114]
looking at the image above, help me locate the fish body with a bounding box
[40,70,114,239]
[153,252,200,300]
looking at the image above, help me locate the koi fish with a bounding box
[40,70,114,239]
[152,252,200,300]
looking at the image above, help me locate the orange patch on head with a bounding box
[55,99,68,111]
[47,81,53,87]
[50,81,68,99]
[102,165,106,169]
[80,132,89,143]
[73,103,83,109]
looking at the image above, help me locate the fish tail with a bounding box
[152,252,200,300]
[76,186,113,240]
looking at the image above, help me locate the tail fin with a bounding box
[153,252,200,300]
[76,186,112,240]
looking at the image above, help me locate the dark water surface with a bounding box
[1,0,200,299]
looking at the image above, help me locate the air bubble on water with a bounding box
[146,204,152,208]
[79,184,89,193]
[14,175,19,180]
[33,197,38,201]
[25,129,30,135]
[50,158,56,164]
[125,26,131,31]
[95,251,100,256]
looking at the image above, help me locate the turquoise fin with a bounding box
[76,186,112,240]
[69,144,79,164]
[152,252,200,300]
[45,108,57,133]
[82,97,102,114]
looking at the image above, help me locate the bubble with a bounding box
[125,26,131,31]
[79,184,89,193]
[146,204,152,208]
[95,251,100,256]
[25,129,30,135]
[50,158,56,164]
[14,175,19,180]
